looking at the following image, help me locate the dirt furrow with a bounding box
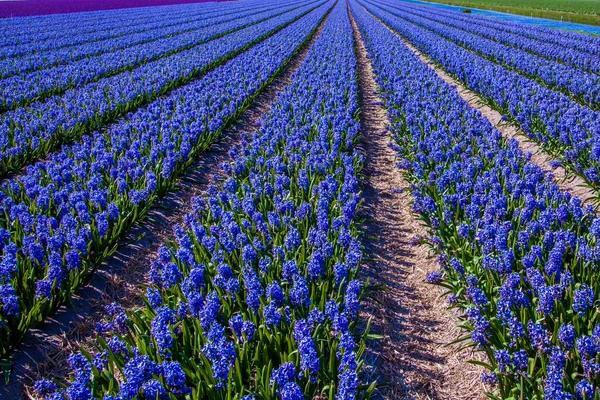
[364,4,595,207]
[2,14,331,399]
[349,6,486,400]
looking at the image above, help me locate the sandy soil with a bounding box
[349,6,487,400]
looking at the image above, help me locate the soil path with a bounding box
[363,2,595,206]
[349,6,486,400]
[1,12,331,399]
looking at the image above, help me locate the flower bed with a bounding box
[0,2,330,361]
[0,0,320,177]
[36,2,373,399]
[352,0,600,397]
[362,0,600,199]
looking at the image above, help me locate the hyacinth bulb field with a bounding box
[2,0,600,399]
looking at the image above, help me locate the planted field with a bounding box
[2,0,600,399]
[462,0,600,14]
[422,0,600,27]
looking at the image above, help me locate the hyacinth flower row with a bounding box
[0,2,206,39]
[361,1,600,198]
[0,3,221,63]
[369,0,600,110]
[0,1,265,61]
[0,10,172,48]
[0,1,225,50]
[375,0,600,76]
[34,2,370,399]
[401,3,600,58]
[352,1,600,398]
[0,2,322,180]
[390,1,600,61]
[0,3,286,82]
[0,0,307,81]
[0,0,304,111]
[0,3,330,362]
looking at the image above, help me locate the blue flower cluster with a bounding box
[0,1,229,58]
[0,3,329,360]
[370,0,600,109]
[0,1,282,78]
[352,0,600,397]
[0,1,308,112]
[360,0,600,196]
[413,4,600,59]
[38,2,368,398]
[0,0,320,177]
[376,0,600,75]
